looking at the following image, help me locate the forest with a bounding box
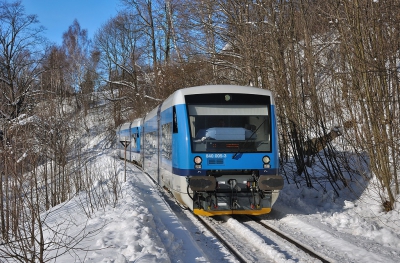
[0,0,399,261]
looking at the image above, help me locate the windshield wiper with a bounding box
[232,118,267,159]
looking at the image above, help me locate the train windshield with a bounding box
[186,94,271,153]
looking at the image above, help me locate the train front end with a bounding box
[183,87,283,216]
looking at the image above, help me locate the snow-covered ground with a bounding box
[43,152,211,263]
[42,148,400,262]
[267,181,400,262]
[38,108,400,263]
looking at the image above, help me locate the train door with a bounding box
[128,122,132,161]
[157,104,162,184]
[140,125,144,166]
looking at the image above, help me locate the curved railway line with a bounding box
[247,215,334,262]
[196,215,335,262]
[195,215,248,263]
[132,162,335,262]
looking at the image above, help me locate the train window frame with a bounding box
[185,93,272,154]
[173,106,178,133]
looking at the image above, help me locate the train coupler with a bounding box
[232,199,240,209]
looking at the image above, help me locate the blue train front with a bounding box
[120,85,284,216]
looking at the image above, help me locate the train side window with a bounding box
[173,106,178,133]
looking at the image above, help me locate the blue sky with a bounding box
[22,0,121,45]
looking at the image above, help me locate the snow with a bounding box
[270,178,400,262]
[42,152,209,263]
[225,217,289,263]
[31,110,400,262]
[280,216,392,262]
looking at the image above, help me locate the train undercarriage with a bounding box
[188,171,283,216]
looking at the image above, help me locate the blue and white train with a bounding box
[116,85,284,216]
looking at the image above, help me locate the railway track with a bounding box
[195,215,249,263]
[247,215,334,262]
[194,214,336,263]
[130,162,334,262]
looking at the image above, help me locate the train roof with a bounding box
[179,85,273,96]
[162,85,275,111]
[118,118,143,130]
[142,85,275,121]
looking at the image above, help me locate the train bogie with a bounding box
[117,85,284,216]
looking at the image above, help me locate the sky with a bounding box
[22,0,122,45]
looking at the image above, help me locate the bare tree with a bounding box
[94,12,149,125]
[0,0,45,122]
[0,0,45,246]
[62,19,92,114]
[328,0,400,210]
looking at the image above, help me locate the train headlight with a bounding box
[262,155,270,164]
[194,156,202,164]
[262,155,270,168]
[194,156,202,169]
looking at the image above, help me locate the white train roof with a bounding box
[161,85,275,111]
[118,118,143,131]
[130,85,275,123]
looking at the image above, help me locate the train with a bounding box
[116,85,284,216]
